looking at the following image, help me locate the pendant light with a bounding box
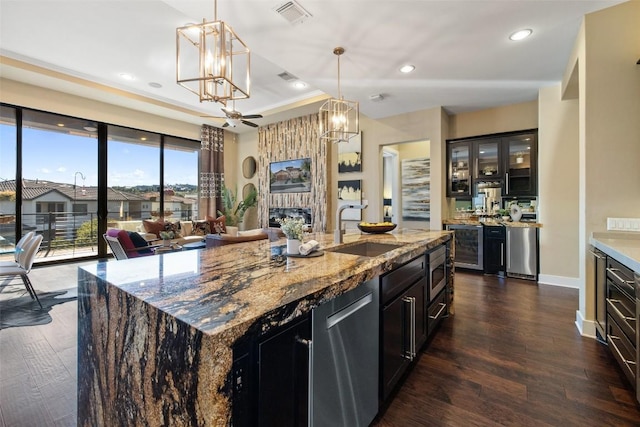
[176,0,250,104]
[319,47,359,143]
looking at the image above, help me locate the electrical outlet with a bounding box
[607,217,640,232]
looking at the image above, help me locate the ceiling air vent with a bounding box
[273,1,312,25]
[278,71,298,82]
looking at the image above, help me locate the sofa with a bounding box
[205,227,284,248]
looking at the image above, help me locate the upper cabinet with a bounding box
[446,130,538,199]
[447,141,472,198]
[503,133,537,197]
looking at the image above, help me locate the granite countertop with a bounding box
[590,232,640,273]
[443,218,543,228]
[80,229,452,339]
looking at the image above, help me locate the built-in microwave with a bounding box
[428,245,447,302]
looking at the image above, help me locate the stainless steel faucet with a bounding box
[335,203,368,243]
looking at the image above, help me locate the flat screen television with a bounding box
[269,158,312,194]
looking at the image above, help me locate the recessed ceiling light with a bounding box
[140,137,147,141]
[149,82,162,88]
[57,123,65,127]
[399,64,415,73]
[83,126,97,132]
[119,73,135,81]
[293,81,307,89]
[509,29,532,41]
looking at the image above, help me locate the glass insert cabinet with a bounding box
[446,130,537,199]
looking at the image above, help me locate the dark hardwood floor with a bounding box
[1,267,639,426]
[374,273,640,427]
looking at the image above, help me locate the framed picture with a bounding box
[338,131,362,173]
[337,179,362,220]
[401,158,430,221]
[269,158,312,193]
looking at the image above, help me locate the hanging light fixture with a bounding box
[176,0,250,104]
[319,47,359,143]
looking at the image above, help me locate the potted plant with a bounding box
[159,230,174,246]
[217,186,258,227]
[277,217,305,254]
[498,209,511,221]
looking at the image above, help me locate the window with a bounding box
[22,109,98,258]
[108,125,160,221]
[164,136,199,220]
[0,106,17,260]
[0,104,200,262]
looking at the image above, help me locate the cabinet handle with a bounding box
[475,158,478,178]
[606,268,635,286]
[607,334,637,368]
[402,296,416,361]
[429,303,447,320]
[505,172,509,194]
[606,298,636,322]
[296,337,313,425]
[589,250,605,260]
[500,243,504,266]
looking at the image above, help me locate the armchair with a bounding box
[104,229,157,260]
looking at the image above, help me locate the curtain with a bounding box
[199,124,224,219]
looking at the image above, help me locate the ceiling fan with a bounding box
[201,104,263,128]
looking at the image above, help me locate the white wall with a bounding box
[537,85,580,287]
[570,1,640,335]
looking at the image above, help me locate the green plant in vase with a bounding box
[217,186,258,226]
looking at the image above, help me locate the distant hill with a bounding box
[112,184,198,194]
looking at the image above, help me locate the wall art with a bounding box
[401,157,430,221]
[338,131,362,173]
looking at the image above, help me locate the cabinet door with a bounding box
[592,248,607,342]
[483,236,505,275]
[257,317,310,427]
[475,139,502,179]
[503,133,537,196]
[447,141,472,198]
[380,280,424,401]
[381,292,411,401]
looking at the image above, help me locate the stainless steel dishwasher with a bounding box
[506,226,538,280]
[311,278,379,427]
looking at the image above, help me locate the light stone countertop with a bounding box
[590,231,640,273]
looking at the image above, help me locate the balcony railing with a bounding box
[0,209,194,263]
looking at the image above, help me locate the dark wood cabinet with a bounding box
[380,277,425,401]
[446,141,473,198]
[591,247,607,342]
[503,132,537,197]
[605,257,637,392]
[446,130,538,199]
[484,225,505,275]
[379,254,428,402]
[233,315,311,427]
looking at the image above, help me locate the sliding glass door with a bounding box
[0,104,200,264]
[21,110,99,261]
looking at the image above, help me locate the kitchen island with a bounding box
[77,229,452,426]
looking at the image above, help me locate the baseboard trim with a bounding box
[538,274,580,289]
[576,309,597,339]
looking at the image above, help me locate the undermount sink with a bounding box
[327,241,401,257]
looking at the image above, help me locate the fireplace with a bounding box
[269,207,312,228]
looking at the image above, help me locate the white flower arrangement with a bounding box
[159,231,174,240]
[277,217,305,241]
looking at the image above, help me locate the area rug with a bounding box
[0,288,77,330]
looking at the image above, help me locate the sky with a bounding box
[0,125,198,187]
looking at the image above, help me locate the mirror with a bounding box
[243,183,256,200]
[242,156,257,179]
